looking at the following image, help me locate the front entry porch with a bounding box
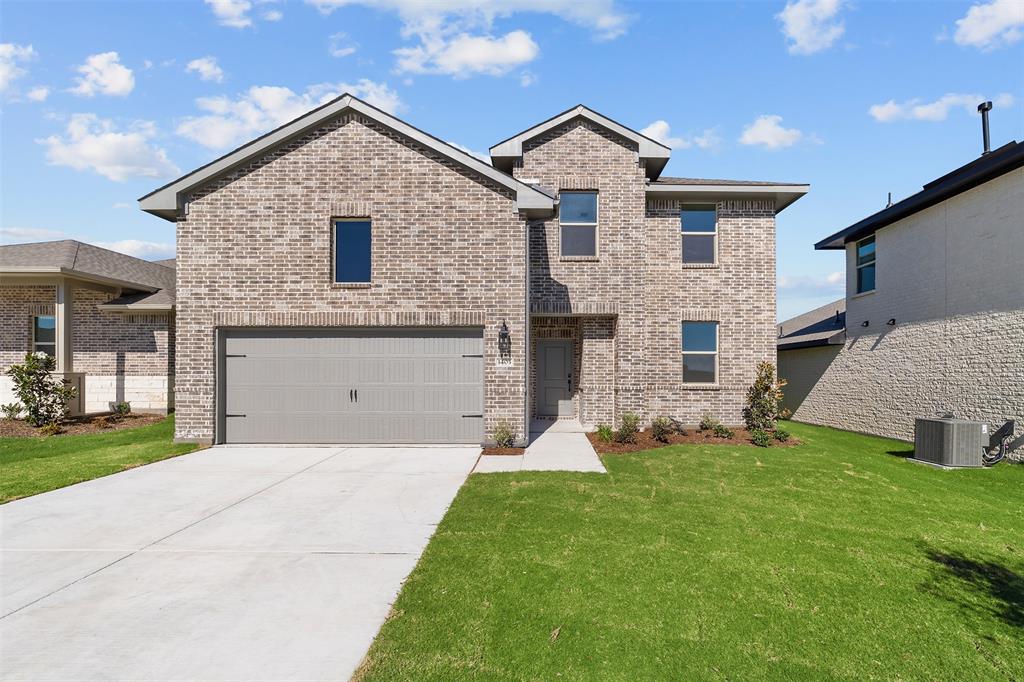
[530,315,615,428]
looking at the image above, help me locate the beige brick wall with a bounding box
[519,118,777,427]
[0,285,173,412]
[175,112,529,443]
[795,169,1024,449]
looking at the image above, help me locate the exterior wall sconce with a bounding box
[498,320,512,363]
[887,318,896,326]
[861,320,869,327]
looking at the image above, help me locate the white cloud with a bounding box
[869,92,1015,122]
[396,29,539,77]
[206,0,253,27]
[778,270,845,295]
[262,9,283,21]
[70,52,134,97]
[97,239,176,259]
[1,43,37,94]
[519,71,537,87]
[307,1,627,78]
[641,120,721,150]
[329,32,358,57]
[777,0,845,55]
[26,85,50,102]
[954,0,1024,50]
[186,56,225,82]
[0,226,68,244]
[739,115,805,149]
[39,114,179,181]
[176,80,404,150]
[447,140,491,163]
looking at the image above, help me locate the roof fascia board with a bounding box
[646,184,810,212]
[0,268,156,293]
[96,303,175,312]
[140,95,553,221]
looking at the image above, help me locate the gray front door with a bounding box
[221,328,483,444]
[536,339,573,417]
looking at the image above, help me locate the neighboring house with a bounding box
[0,240,176,414]
[138,96,807,445]
[776,299,845,414]
[781,140,1023,444]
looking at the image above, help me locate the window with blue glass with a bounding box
[559,191,598,257]
[680,204,717,264]
[681,321,718,383]
[334,219,372,283]
[856,235,875,294]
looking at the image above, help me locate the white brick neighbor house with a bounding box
[5,96,809,445]
[0,241,176,414]
[779,140,1024,447]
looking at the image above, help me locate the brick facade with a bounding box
[520,120,776,427]
[0,285,174,413]
[174,113,529,444]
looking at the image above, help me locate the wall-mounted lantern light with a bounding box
[498,320,512,363]
[886,318,896,326]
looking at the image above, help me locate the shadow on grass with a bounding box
[921,546,1024,629]
[886,448,915,459]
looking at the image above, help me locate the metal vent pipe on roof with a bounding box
[978,101,992,155]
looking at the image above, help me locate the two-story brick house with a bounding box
[140,96,807,445]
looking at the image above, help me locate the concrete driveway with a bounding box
[0,445,479,681]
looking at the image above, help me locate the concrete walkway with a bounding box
[475,419,606,473]
[0,445,479,681]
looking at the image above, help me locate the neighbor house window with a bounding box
[856,235,876,294]
[334,219,372,283]
[559,191,598,257]
[681,204,717,264]
[682,321,718,383]
[32,315,56,358]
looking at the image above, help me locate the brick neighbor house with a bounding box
[778,139,1023,447]
[132,96,806,445]
[0,240,176,414]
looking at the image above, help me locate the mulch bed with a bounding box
[588,427,801,454]
[481,447,526,456]
[0,413,165,438]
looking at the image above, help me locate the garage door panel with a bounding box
[222,328,483,444]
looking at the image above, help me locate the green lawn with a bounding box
[0,416,199,503]
[360,423,1024,681]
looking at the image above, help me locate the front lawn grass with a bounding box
[0,415,198,503]
[359,422,1024,680]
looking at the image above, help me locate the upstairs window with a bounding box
[32,315,56,358]
[559,191,598,257]
[334,219,372,283]
[856,235,876,293]
[682,321,718,383]
[681,204,717,264]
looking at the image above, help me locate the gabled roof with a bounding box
[777,298,846,351]
[139,94,555,221]
[816,140,1024,250]
[489,104,672,180]
[0,240,175,296]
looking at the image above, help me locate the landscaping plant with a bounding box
[1,403,23,420]
[491,421,516,448]
[743,361,786,432]
[111,401,132,420]
[596,424,614,443]
[712,424,735,439]
[774,428,791,443]
[750,429,772,447]
[615,412,641,444]
[699,414,719,431]
[651,417,674,443]
[6,353,77,427]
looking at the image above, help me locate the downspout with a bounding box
[524,213,531,447]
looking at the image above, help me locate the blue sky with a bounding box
[2,0,1022,319]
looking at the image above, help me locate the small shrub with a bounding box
[699,414,720,431]
[596,424,614,442]
[651,416,675,443]
[6,353,77,427]
[1,403,23,420]
[491,420,516,448]
[750,429,772,447]
[39,422,63,437]
[712,423,734,439]
[743,361,786,432]
[615,412,641,444]
[774,428,791,443]
[111,401,132,420]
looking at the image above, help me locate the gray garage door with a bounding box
[221,328,484,444]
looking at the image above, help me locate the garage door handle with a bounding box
[462,414,483,418]
[225,354,246,358]
[462,354,483,358]
[349,389,353,401]
[225,414,246,418]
